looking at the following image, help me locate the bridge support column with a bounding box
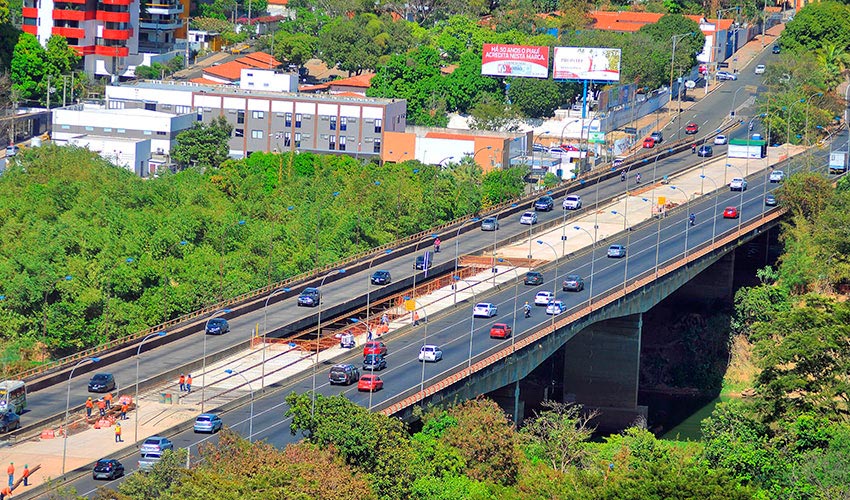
[562,313,647,432]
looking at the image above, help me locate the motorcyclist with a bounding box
[635,172,641,183]
[620,170,626,182]
[434,237,441,253]
[523,301,532,318]
[689,213,696,226]
[691,143,697,154]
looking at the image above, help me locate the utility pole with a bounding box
[46,75,51,109]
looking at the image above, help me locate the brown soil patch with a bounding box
[724,334,758,397]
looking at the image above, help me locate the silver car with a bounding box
[519,212,538,225]
[138,452,162,473]
[607,244,627,258]
[193,413,223,433]
[480,217,499,231]
[140,436,173,454]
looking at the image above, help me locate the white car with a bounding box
[714,135,728,145]
[519,212,538,225]
[717,71,738,81]
[473,302,498,318]
[546,300,565,315]
[607,244,627,258]
[730,178,748,191]
[563,195,582,210]
[769,170,785,183]
[534,290,554,306]
[754,64,766,74]
[418,345,443,362]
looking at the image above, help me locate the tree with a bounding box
[481,167,525,207]
[468,94,520,131]
[367,46,449,126]
[778,171,833,221]
[317,15,381,75]
[270,32,317,67]
[638,14,704,81]
[507,76,563,118]
[10,32,46,102]
[520,401,598,472]
[171,116,233,170]
[442,50,502,114]
[45,35,79,76]
[781,2,850,53]
[118,448,188,499]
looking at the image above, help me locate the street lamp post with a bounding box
[262,287,291,389]
[700,174,720,245]
[415,303,430,394]
[573,226,597,309]
[366,249,393,335]
[490,204,517,287]
[63,357,100,476]
[311,268,346,417]
[610,210,631,292]
[134,331,167,444]
[669,32,695,126]
[201,308,232,413]
[455,277,478,369]
[453,218,481,305]
[726,164,746,232]
[219,219,246,300]
[536,240,560,326]
[730,86,747,122]
[669,185,691,258]
[438,156,455,167]
[224,369,254,442]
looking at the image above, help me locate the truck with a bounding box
[727,138,766,159]
[829,151,848,174]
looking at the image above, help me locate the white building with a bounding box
[67,136,152,177]
[239,69,298,93]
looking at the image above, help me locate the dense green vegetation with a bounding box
[0,145,524,363]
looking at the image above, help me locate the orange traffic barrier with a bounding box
[40,429,55,439]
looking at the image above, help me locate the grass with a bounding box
[721,333,758,398]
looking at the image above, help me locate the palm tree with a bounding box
[816,43,850,87]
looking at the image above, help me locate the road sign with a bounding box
[404,299,416,311]
[684,80,696,89]
[657,196,666,206]
[718,62,729,68]
[624,127,637,135]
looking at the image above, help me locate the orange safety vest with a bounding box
[97,400,105,409]
[115,425,121,435]
[85,399,93,408]
[6,464,12,475]
[179,375,185,384]
[22,468,28,478]
[1,486,10,495]
[104,393,112,402]
[187,376,192,385]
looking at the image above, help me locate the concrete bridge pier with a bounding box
[562,313,647,433]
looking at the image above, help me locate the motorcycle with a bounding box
[689,214,696,227]
[523,306,532,318]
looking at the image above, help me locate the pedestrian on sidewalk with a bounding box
[380,313,389,326]
[367,327,373,341]
[114,423,122,443]
[85,397,93,418]
[179,373,186,392]
[98,399,106,417]
[120,402,128,420]
[21,465,28,487]
[6,463,12,488]
[186,374,192,393]
[104,392,113,410]
[0,485,11,499]
[413,311,420,326]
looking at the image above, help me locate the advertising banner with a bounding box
[553,47,621,82]
[481,44,550,78]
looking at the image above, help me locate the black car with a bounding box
[0,412,20,433]
[370,270,391,285]
[697,145,713,157]
[524,271,543,286]
[362,354,387,371]
[772,45,781,54]
[297,287,321,307]
[87,373,116,393]
[328,364,360,385]
[650,131,664,143]
[534,196,554,211]
[205,318,230,335]
[93,459,125,480]
[562,274,585,292]
[414,255,432,270]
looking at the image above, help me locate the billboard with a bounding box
[553,47,621,82]
[481,44,550,78]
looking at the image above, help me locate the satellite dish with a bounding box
[685,80,696,89]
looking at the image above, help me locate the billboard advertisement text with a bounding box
[481,44,550,78]
[553,47,621,82]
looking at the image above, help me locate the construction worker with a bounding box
[103,392,113,410]
[21,465,28,487]
[186,374,192,393]
[114,423,122,443]
[120,402,128,420]
[0,484,11,499]
[6,463,12,488]
[97,399,106,417]
[179,373,186,392]
[85,397,93,418]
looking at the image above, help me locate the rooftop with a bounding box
[588,11,734,32]
[204,52,283,81]
[56,103,192,118]
[327,73,375,89]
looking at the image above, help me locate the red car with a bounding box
[363,341,387,356]
[558,144,580,151]
[643,137,655,148]
[685,122,699,134]
[489,323,512,339]
[357,374,383,392]
[723,206,739,219]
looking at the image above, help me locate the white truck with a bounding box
[829,151,848,174]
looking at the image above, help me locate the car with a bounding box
[414,255,432,270]
[751,133,762,141]
[362,353,387,371]
[546,300,565,315]
[328,364,360,385]
[562,274,585,292]
[193,413,223,434]
[297,287,321,307]
[714,135,728,145]
[370,270,391,285]
[563,195,582,210]
[363,341,388,356]
[87,373,116,393]
[642,137,656,149]
[519,212,538,225]
[418,345,443,362]
[697,145,713,157]
[754,64,766,75]
[340,332,355,348]
[524,271,543,286]
[138,452,162,473]
[772,45,781,54]
[480,217,499,231]
[612,157,626,168]
[5,145,19,157]
[473,302,498,318]
[532,143,548,153]
[534,290,555,306]
[93,458,124,480]
[685,122,699,134]
[205,317,229,335]
[357,374,383,392]
[141,436,174,454]
[769,170,785,183]
[717,71,738,81]
[571,103,583,111]
[729,178,748,191]
[489,323,512,339]
[534,196,555,211]
[0,412,20,433]
[607,244,627,258]
[723,206,740,219]
[650,131,664,143]
[765,193,777,206]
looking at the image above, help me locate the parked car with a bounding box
[685,122,699,134]
[138,453,162,473]
[562,275,585,292]
[357,374,383,392]
[414,255,432,270]
[489,323,512,339]
[607,244,627,258]
[370,270,391,285]
[754,64,766,74]
[87,373,116,393]
[328,364,360,385]
[205,318,229,335]
[612,157,626,168]
[532,143,548,152]
[729,178,748,191]
[418,345,443,362]
[643,137,656,149]
[534,290,555,306]
[480,217,499,231]
[362,354,387,371]
[93,458,124,480]
[534,196,554,211]
[563,195,582,210]
[772,45,781,54]
[363,341,388,356]
[717,71,738,81]
[340,332,355,349]
[697,145,713,157]
[769,170,785,183]
[714,135,728,145]
[193,413,223,434]
[473,302,498,318]
[650,131,664,143]
[297,287,321,307]
[765,193,778,206]
[5,145,19,157]
[519,212,538,225]
[0,412,20,433]
[141,436,174,454]
[524,271,544,285]
[723,206,740,219]
[546,300,565,315]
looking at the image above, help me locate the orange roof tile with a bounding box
[327,73,375,88]
[332,91,366,97]
[589,11,732,32]
[236,51,282,68]
[299,83,329,92]
[204,60,252,82]
[189,77,225,85]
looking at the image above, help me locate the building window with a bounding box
[339,136,346,151]
[197,113,203,121]
[373,138,381,153]
[329,135,336,150]
[294,132,301,148]
[252,111,264,119]
[117,128,125,133]
[235,128,244,137]
[340,117,347,131]
[85,126,94,131]
[61,124,70,129]
[145,102,156,111]
[330,116,337,131]
[374,118,382,133]
[237,110,245,124]
[284,132,291,146]
[285,112,292,127]
[103,128,112,132]
[251,130,264,139]
[295,114,302,128]
[157,131,167,136]
[143,130,152,135]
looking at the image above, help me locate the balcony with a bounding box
[22,25,37,35]
[95,44,128,56]
[53,8,94,21]
[100,0,132,4]
[54,0,88,5]
[22,7,38,18]
[139,19,182,30]
[145,0,183,14]
[52,26,86,38]
[97,10,130,22]
[101,28,131,40]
